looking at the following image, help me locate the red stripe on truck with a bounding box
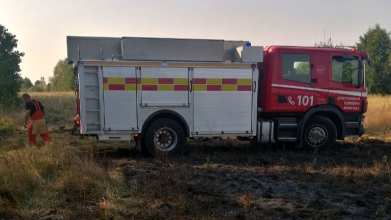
[142,85,158,91]
[158,78,174,84]
[109,84,125,90]
[174,85,189,91]
[125,78,141,84]
[222,78,237,84]
[237,85,252,91]
[193,78,206,84]
[207,85,222,91]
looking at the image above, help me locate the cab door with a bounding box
[328,53,363,113]
[277,52,314,112]
[311,52,330,105]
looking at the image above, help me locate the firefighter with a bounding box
[22,93,52,147]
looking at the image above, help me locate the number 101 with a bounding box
[298,95,314,106]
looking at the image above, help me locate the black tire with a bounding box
[143,118,186,156]
[303,116,337,151]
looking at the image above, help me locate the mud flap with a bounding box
[134,136,141,152]
[295,141,303,149]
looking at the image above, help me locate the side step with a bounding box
[275,118,299,142]
[98,135,132,141]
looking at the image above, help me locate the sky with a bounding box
[0,0,390,82]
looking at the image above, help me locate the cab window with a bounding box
[282,54,311,83]
[332,56,359,85]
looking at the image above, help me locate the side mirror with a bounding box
[357,60,364,88]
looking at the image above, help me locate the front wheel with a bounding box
[144,118,186,156]
[303,116,337,151]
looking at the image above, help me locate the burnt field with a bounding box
[1,92,391,219]
[3,128,390,219]
[96,136,391,220]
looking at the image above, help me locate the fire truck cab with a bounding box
[68,37,367,156]
[258,46,367,148]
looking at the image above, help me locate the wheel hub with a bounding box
[154,127,178,152]
[307,126,327,146]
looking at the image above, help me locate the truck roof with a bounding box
[67,36,250,64]
[266,45,365,54]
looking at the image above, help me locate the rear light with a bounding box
[76,98,80,114]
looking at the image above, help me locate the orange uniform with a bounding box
[26,100,52,146]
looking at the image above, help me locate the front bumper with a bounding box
[344,114,365,137]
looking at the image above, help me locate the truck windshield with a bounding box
[332,56,359,85]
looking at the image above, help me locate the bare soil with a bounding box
[1,129,391,219]
[95,137,391,220]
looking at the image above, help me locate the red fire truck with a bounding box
[68,37,368,156]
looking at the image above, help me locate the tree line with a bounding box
[1,23,391,106]
[19,59,74,92]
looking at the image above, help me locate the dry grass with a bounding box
[0,92,391,219]
[365,95,391,135]
[0,92,132,219]
[0,92,75,132]
[0,142,130,219]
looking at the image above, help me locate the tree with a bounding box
[315,37,344,48]
[46,83,51,91]
[357,24,391,94]
[50,59,75,91]
[20,77,33,91]
[0,24,24,105]
[32,77,47,92]
[315,38,335,48]
[295,62,310,75]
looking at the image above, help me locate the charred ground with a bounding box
[1,93,390,219]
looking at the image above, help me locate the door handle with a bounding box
[189,80,193,92]
[311,78,317,83]
[253,81,256,92]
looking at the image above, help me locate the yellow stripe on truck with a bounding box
[142,78,158,85]
[193,85,207,91]
[125,84,141,91]
[108,77,125,84]
[207,78,222,85]
[237,78,252,85]
[222,85,237,91]
[174,78,188,85]
[159,85,174,91]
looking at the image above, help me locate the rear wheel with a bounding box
[303,116,337,151]
[143,118,186,156]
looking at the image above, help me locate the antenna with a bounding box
[329,20,332,43]
[324,29,325,43]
